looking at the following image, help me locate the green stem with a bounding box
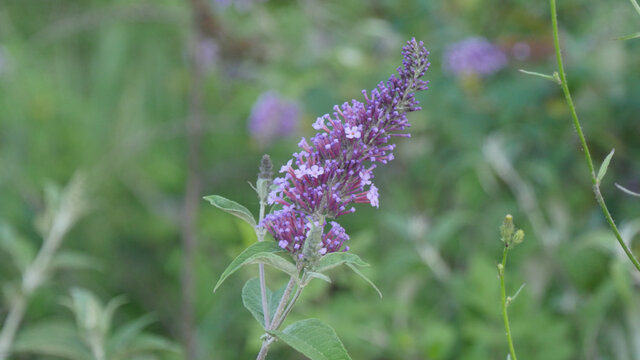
[256,276,298,360]
[500,247,518,360]
[271,274,307,330]
[550,0,640,272]
[629,0,640,18]
[256,199,270,328]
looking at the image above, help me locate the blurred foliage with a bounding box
[13,287,180,359]
[1,0,640,359]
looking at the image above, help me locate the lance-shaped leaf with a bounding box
[518,69,561,84]
[214,241,296,292]
[619,32,640,41]
[204,195,256,227]
[12,320,91,360]
[0,223,36,272]
[596,149,615,183]
[312,252,380,297]
[269,319,352,360]
[313,252,369,273]
[242,278,268,327]
[304,272,332,285]
[241,278,289,328]
[345,263,382,298]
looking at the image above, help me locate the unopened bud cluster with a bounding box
[257,154,273,202]
[500,214,524,248]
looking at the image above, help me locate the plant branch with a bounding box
[630,0,640,18]
[256,275,300,360]
[270,275,306,331]
[180,0,207,357]
[0,177,86,360]
[550,0,640,272]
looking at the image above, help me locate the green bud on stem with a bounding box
[257,154,273,202]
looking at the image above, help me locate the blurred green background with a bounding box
[1,0,640,359]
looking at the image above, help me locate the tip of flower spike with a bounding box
[267,38,429,221]
[258,154,273,180]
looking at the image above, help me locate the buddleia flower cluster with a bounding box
[262,38,430,261]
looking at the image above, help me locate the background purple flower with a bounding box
[247,91,300,147]
[443,37,507,77]
[212,0,265,11]
[196,38,219,71]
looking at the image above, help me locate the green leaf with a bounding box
[108,314,156,354]
[66,287,106,332]
[345,263,382,298]
[242,278,268,327]
[111,334,181,359]
[314,252,369,273]
[242,278,290,328]
[51,251,102,271]
[518,69,561,84]
[596,148,615,183]
[203,195,256,227]
[250,253,298,277]
[12,320,91,360]
[269,283,287,322]
[214,241,295,292]
[269,319,352,360]
[618,32,640,41]
[305,272,332,285]
[0,222,36,272]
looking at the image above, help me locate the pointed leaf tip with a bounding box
[314,252,369,273]
[618,32,640,41]
[615,183,640,198]
[204,195,256,227]
[518,69,560,84]
[346,263,382,298]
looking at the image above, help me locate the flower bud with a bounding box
[500,214,515,244]
[257,154,273,202]
[301,217,325,266]
[512,229,525,245]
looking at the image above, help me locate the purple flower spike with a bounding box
[443,37,507,77]
[264,39,430,258]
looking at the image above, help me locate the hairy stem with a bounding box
[271,280,304,330]
[257,200,271,328]
[550,0,640,272]
[256,275,302,360]
[256,336,275,360]
[499,247,518,360]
